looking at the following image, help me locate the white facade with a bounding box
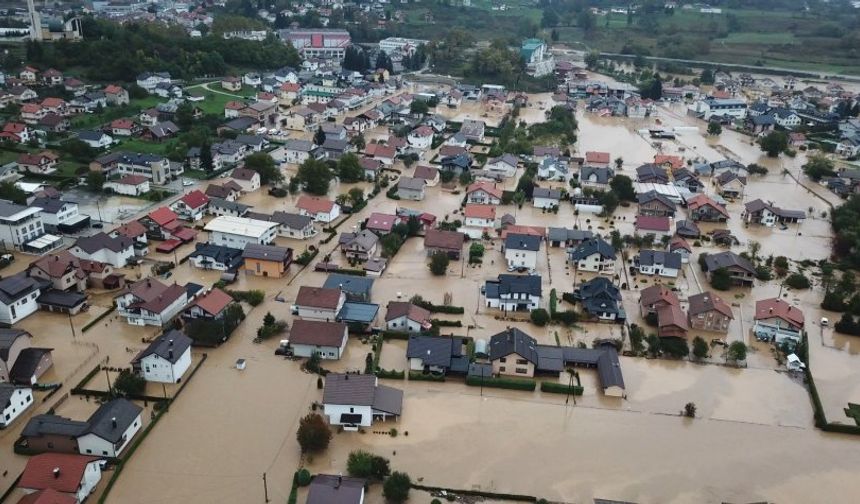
[78,414,142,457]
[291,338,347,360]
[485,292,541,311]
[38,201,84,231]
[324,403,373,427]
[573,252,615,274]
[638,262,680,278]
[232,172,260,192]
[505,248,538,270]
[70,243,134,268]
[386,315,424,333]
[80,132,113,148]
[484,159,517,178]
[298,205,341,223]
[0,206,46,249]
[0,387,33,427]
[533,196,560,209]
[139,348,192,383]
[104,179,150,196]
[0,290,40,325]
[205,216,278,248]
[407,131,433,150]
[466,189,501,205]
[115,292,188,327]
[690,98,748,120]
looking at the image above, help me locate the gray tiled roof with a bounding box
[85,398,142,443]
[131,330,192,365]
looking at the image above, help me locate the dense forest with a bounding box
[23,18,301,82]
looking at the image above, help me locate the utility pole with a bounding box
[104,367,112,395]
[68,312,76,339]
[262,473,269,503]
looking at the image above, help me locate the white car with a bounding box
[182,179,194,187]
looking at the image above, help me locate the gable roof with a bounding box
[755,298,804,327]
[464,204,496,220]
[424,229,464,251]
[385,301,431,324]
[639,284,679,308]
[131,329,192,365]
[688,292,733,318]
[504,233,541,252]
[290,319,347,347]
[15,488,77,504]
[635,215,671,232]
[687,193,730,219]
[85,398,142,443]
[533,187,562,200]
[638,249,682,269]
[19,454,100,494]
[73,232,133,254]
[704,251,755,274]
[585,151,610,164]
[188,288,234,316]
[242,243,291,262]
[466,181,503,199]
[323,274,374,296]
[296,286,342,309]
[569,238,616,261]
[297,195,335,214]
[489,327,538,364]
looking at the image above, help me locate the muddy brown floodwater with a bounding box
[82,84,860,504]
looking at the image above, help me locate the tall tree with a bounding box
[200,142,213,173]
[313,126,326,146]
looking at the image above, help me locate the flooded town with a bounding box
[2,2,860,504]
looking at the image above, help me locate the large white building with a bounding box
[690,97,748,120]
[204,216,278,248]
[0,272,44,326]
[279,29,351,59]
[521,38,554,77]
[0,200,61,254]
[378,37,428,55]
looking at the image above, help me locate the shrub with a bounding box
[710,267,732,291]
[113,369,146,397]
[692,336,708,360]
[530,308,550,326]
[785,272,811,289]
[684,402,697,418]
[229,289,265,306]
[465,375,536,391]
[540,381,584,395]
[551,310,578,326]
[347,450,391,480]
[383,472,412,503]
[661,337,689,358]
[296,469,312,487]
[409,295,465,314]
[429,251,450,275]
[727,341,747,361]
[296,413,331,453]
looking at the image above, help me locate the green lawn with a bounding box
[720,32,798,45]
[116,137,176,156]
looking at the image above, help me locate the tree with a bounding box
[296,158,334,195]
[296,469,312,487]
[263,311,276,327]
[727,341,747,362]
[348,187,365,207]
[113,369,146,397]
[530,308,550,326]
[383,472,411,503]
[86,171,105,192]
[785,272,811,289]
[350,133,366,151]
[0,181,28,204]
[609,174,636,201]
[429,251,450,275]
[758,131,788,157]
[584,50,600,69]
[661,337,689,358]
[200,142,213,172]
[347,450,391,480]
[710,267,732,291]
[700,68,714,84]
[746,163,768,175]
[707,122,722,136]
[802,155,836,181]
[337,153,365,183]
[541,9,559,27]
[296,413,331,453]
[614,157,624,170]
[313,126,326,146]
[244,153,283,185]
[684,402,697,418]
[175,102,194,130]
[692,336,709,360]
[410,100,429,115]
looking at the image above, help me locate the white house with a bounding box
[31,198,90,234]
[78,130,113,149]
[230,167,261,192]
[689,97,747,120]
[532,187,562,209]
[754,298,805,345]
[296,196,341,223]
[70,232,135,268]
[537,157,569,181]
[19,453,103,503]
[385,302,432,333]
[76,399,143,457]
[288,319,348,359]
[171,190,210,222]
[484,154,518,178]
[461,204,496,239]
[407,125,434,151]
[0,273,44,326]
[204,216,278,248]
[104,175,150,196]
[135,72,171,92]
[0,201,51,251]
[131,330,192,383]
[465,182,503,205]
[568,238,616,274]
[284,139,316,164]
[114,278,189,327]
[484,274,542,312]
[0,384,33,428]
[636,250,682,278]
[292,286,345,321]
[322,373,403,430]
[503,233,541,271]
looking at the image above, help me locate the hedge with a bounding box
[431,319,462,327]
[381,330,411,340]
[410,483,538,502]
[408,371,446,382]
[561,292,577,304]
[375,368,405,379]
[411,298,465,314]
[540,381,584,396]
[328,267,366,277]
[465,375,536,391]
[801,332,860,435]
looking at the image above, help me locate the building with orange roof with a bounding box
[18,453,102,503]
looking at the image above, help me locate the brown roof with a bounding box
[424,229,464,251]
[466,182,503,199]
[113,220,147,238]
[19,453,100,494]
[687,194,730,219]
[117,175,148,185]
[16,489,77,504]
[296,286,342,310]
[755,298,804,327]
[30,251,84,280]
[585,151,610,164]
[289,319,347,347]
[464,204,496,220]
[385,301,431,324]
[657,304,688,332]
[190,288,234,316]
[688,292,733,318]
[297,196,335,214]
[231,167,258,181]
[413,165,438,180]
[639,285,679,309]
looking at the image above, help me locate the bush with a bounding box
[408,371,446,382]
[692,336,708,360]
[228,289,265,306]
[409,295,465,314]
[429,251,450,275]
[540,381,584,395]
[296,469,312,487]
[785,272,811,289]
[727,341,747,361]
[347,450,391,480]
[383,472,411,503]
[113,369,146,397]
[431,319,462,327]
[465,375,536,391]
[710,267,732,291]
[661,338,689,359]
[295,249,319,266]
[530,308,550,326]
[375,368,405,379]
[296,413,331,453]
[551,310,578,326]
[684,402,697,418]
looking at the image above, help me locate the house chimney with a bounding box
[53,467,60,478]
[111,417,117,428]
[168,349,173,360]
[769,307,773,314]
[169,339,174,346]
[344,374,349,380]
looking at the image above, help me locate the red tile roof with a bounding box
[296,286,342,310]
[110,118,135,130]
[19,453,99,494]
[385,301,431,324]
[464,204,496,220]
[104,85,124,95]
[687,194,730,219]
[297,196,335,214]
[16,488,77,504]
[585,151,610,164]
[190,288,234,316]
[180,190,209,209]
[466,182,503,199]
[654,154,683,169]
[366,212,398,233]
[755,298,804,328]
[147,207,178,226]
[40,97,65,108]
[635,215,671,232]
[117,175,148,185]
[289,319,347,347]
[412,125,433,137]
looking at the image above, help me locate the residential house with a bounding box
[503,233,541,271]
[634,215,672,240]
[0,201,57,253]
[385,302,432,333]
[207,198,250,218]
[413,165,440,187]
[171,190,210,222]
[638,284,680,317]
[537,157,569,181]
[461,204,496,239]
[395,177,426,201]
[636,163,669,184]
[306,475,366,504]
[484,154,518,178]
[585,151,611,167]
[109,118,139,137]
[568,238,616,273]
[288,320,348,359]
[704,251,755,287]
[407,125,433,151]
[675,219,701,239]
[267,211,317,240]
[242,243,292,278]
[131,330,192,383]
[28,251,89,292]
[31,198,89,234]
[103,85,129,106]
[743,199,806,227]
[17,152,58,175]
[532,187,562,209]
[754,298,804,345]
[423,229,464,259]
[189,243,243,272]
[688,292,733,333]
[77,130,112,149]
[18,454,102,503]
[114,278,189,327]
[205,216,278,248]
[574,276,624,322]
[406,336,468,374]
[715,171,747,199]
[579,165,613,191]
[142,121,180,142]
[76,398,142,457]
[323,274,374,303]
[547,228,593,248]
[69,233,134,268]
[687,194,730,222]
[440,154,472,175]
[293,286,346,321]
[636,250,683,278]
[184,288,236,322]
[0,384,33,427]
[637,190,676,217]
[1,329,53,385]
[484,274,542,311]
[466,182,503,205]
[668,236,693,263]
[230,168,261,193]
[365,213,400,236]
[460,119,485,142]
[205,183,242,202]
[657,303,689,339]
[339,230,379,262]
[322,373,402,429]
[297,196,341,223]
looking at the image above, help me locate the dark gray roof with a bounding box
[504,233,541,251]
[373,383,404,415]
[323,274,374,295]
[485,274,542,299]
[0,383,23,408]
[489,327,538,364]
[637,190,676,209]
[31,197,74,215]
[533,187,562,200]
[223,116,257,130]
[270,211,313,229]
[208,197,250,214]
[636,163,669,182]
[36,289,87,309]
[569,238,616,261]
[323,373,377,406]
[0,328,30,361]
[132,329,192,365]
[242,243,291,262]
[22,414,89,438]
[579,165,612,184]
[638,250,683,269]
[78,130,108,141]
[285,139,314,152]
[190,243,244,270]
[74,232,133,254]
[10,348,52,384]
[337,302,380,324]
[0,272,44,305]
[322,138,350,151]
[0,200,31,218]
[704,251,755,274]
[547,227,593,243]
[307,475,366,504]
[676,219,700,237]
[397,176,425,191]
[85,398,143,443]
[577,277,622,318]
[406,335,464,368]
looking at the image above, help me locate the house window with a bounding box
[499,366,506,373]
[499,357,506,363]
[515,368,528,374]
[516,359,528,365]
